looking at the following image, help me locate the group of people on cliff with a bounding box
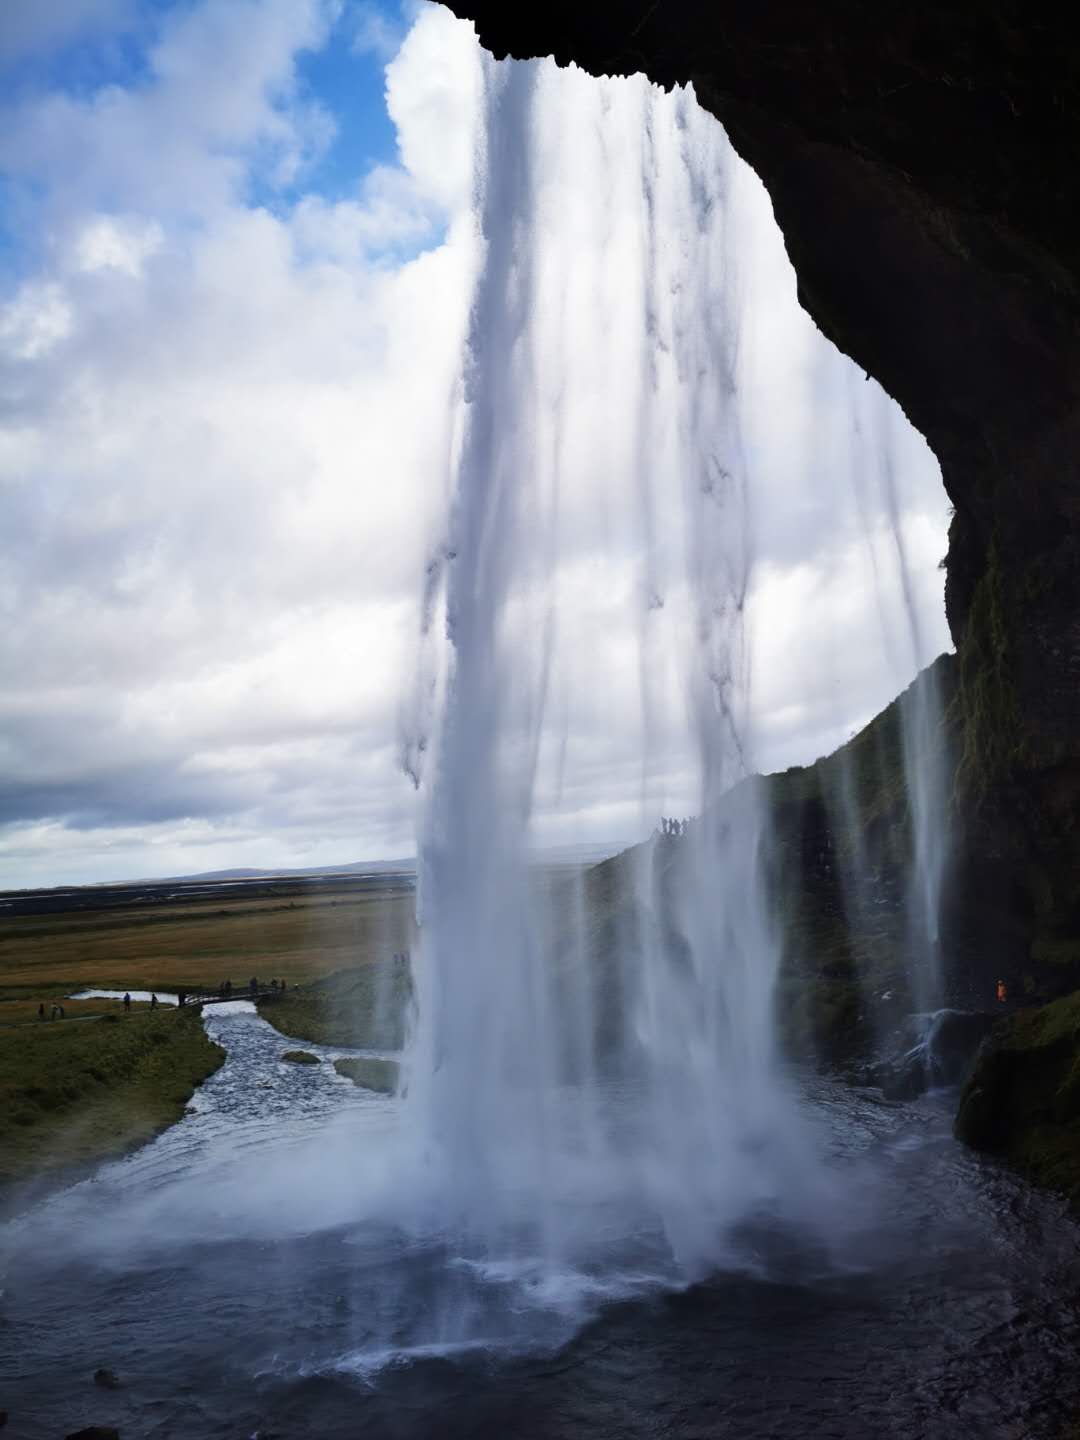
[657,816,691,838]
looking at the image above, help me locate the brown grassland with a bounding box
[0,881,414,998]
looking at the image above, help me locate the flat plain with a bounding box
[0,872,415,1200]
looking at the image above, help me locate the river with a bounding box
[1,1005,1078,1439]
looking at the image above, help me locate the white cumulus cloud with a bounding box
[0,1,951,888]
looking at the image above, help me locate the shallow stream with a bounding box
[1,1005,1078,1439]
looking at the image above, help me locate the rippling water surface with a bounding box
[1,1006,1078,1439]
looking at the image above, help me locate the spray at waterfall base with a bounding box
[388,42,949,1304]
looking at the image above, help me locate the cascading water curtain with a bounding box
[400,48,840,1286]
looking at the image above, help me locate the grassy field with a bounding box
[0,875,415,1200]
[0,881,415,998]
[0,1007,224,1199]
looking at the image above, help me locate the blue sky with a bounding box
[296,3,402,194]
[0,0,406,276]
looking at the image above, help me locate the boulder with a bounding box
[280,1050,320,1066]
[878,1056,928,1102]
[955,990,1080,1203]
[868,1009,996,1101]
[924,1009,997,1087]
[333,1056,399,1094]
[93,1369,121,1390]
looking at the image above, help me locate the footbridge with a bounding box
[178,986,287,1008]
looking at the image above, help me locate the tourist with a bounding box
[37,1002,45,1020]
[123,993,131,1013]
[150,993,158,1010]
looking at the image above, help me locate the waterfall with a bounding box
[840,379,950,1025]
[398,48,836,1290]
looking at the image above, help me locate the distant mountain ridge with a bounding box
[176,859,417,882]
[176,840,624,885]
[0,842,630,901]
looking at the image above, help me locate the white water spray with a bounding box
[843,378,951,1017]
[399,51,835,1291]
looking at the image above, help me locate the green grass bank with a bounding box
[257,963,411,1050]
[0,1008,224,1201]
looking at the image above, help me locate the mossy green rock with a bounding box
[281,1050,320,1066]
[333,1056,399,1094]
[955,989,1080,1203]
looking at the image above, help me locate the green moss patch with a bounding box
[281,1049,320,1065]
[333,1056,399,1095]
[955,989,1080,1203]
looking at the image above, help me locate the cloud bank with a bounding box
[0,1,950,887]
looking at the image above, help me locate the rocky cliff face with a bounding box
[447,1,1080,1011]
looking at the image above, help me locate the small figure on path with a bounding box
[38,1002,45,1020]
[150,993,158,1010]
[178,990,186,1007]
[123,993,131,1013]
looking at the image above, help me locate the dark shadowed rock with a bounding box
[864,1009,996,1100]
[927,1010,996,1085]
[878,1058,928,1103]
[956,990,1080,1202]
[93,1369,121,1391]
[280,1049,320,1066]
[66,1428,120,1440]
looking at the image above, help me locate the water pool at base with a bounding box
[1,1005,1078,1440]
